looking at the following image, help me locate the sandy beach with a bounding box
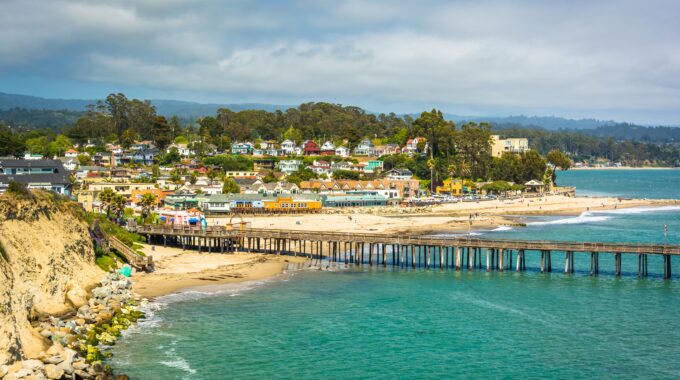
[132,244,309,298]
[208,195,679,235]
[133,195,679,298]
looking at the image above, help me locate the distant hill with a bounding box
[441,114,618,130]
[0,92,290,120]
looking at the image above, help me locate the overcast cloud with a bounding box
[1,0,679,124]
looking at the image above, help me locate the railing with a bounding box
[136,225,680,255]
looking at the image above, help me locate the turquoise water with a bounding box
[112,170,680,379]
[556,168,680,198]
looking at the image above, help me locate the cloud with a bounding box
[1,0,679,124]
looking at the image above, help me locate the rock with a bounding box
[66,287,88,308]
[74,369,93,379]
[114,375,130,380]
[39,330,52,338]
[74,318,86,326]
[43,364,63,380]
[21,360,44,372]
[72,359,89,371]
[56,348,77,375]
[45,343,64,357]
[10,367,34,379]
[1,365,8,378]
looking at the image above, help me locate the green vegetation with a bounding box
[6,180,34,199]
[222,177,240,193]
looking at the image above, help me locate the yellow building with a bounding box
[436,178,463,196]
[262,197,322,212]
[491,135,529,158]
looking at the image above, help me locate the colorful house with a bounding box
[303,140,320,155]
[435,178,463,196]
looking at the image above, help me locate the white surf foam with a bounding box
[527,212,610,226]
[491,226,513,232]
[595,205,680,215]
[159,341,197,378]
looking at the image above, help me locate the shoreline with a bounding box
[205,195,679,236]
[132,245,310,298]
[570,166,678,170]
[131,197,680,299]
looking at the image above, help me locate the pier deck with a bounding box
[136,225,679,279]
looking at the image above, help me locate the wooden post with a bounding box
[499,249,505,272]
[455,247,461,271]
[615,253,622,276]
[411,245,416,268]
[590,252,599,275]
[663,254,672,280]
[486,248,491,272]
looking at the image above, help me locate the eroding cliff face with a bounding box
[0,193,102,365]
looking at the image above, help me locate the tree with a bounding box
[519,150,547,182]
[98,188,117,216]
[160,147,181,165]
[110,194,127,219]
[189,172,198,185]
[105,93,130,143]
[207,169,219,185]
[121,129,140,149]
[139,193,157,218]
[546,149,572,170]
[0,125,26,158]
[151,115,173,150]
[77,154,93,166]
[457,122,492,180]
[333,170,360,180]
[283,126,303,144]
[222,177,240,194]
[262,171,278,183]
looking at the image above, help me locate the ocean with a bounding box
[111,169,680,379]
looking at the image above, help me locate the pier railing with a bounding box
[136,225,680,255]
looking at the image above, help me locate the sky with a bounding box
[1,0,679,125]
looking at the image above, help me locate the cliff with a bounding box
[0,192,102,365]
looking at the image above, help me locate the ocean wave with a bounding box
[527,212,610,226]
[594,205,680,215]
[491,226,513,232]
[160,341,198,378]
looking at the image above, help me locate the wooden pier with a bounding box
[136,225,679,279]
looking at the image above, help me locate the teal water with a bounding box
[556,168,679,198]
[112,170,680,379]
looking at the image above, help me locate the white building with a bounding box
[278,159,302,174]
[335,146,350,157]
[281,140,297,155]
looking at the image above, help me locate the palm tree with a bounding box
[140,193,157,218]
[110,194,127,219]
[427,158,436,193]
[455,160,472,194]
[98,188,116,216]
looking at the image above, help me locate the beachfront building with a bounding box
[253,158,276,171]
[299,179,419,199]
[322,192,388,207]
[435,178,464,196]
[278,159,302,174]
[524,179,545,194]
[491,135,529,157]
[0,159,72,196]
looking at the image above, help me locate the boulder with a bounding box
[1,365,8,378]
[43,364,63,380]
[56,348,77,375]
[66,287,88,308]
[45,344,64,357]
[21,360,44,372]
